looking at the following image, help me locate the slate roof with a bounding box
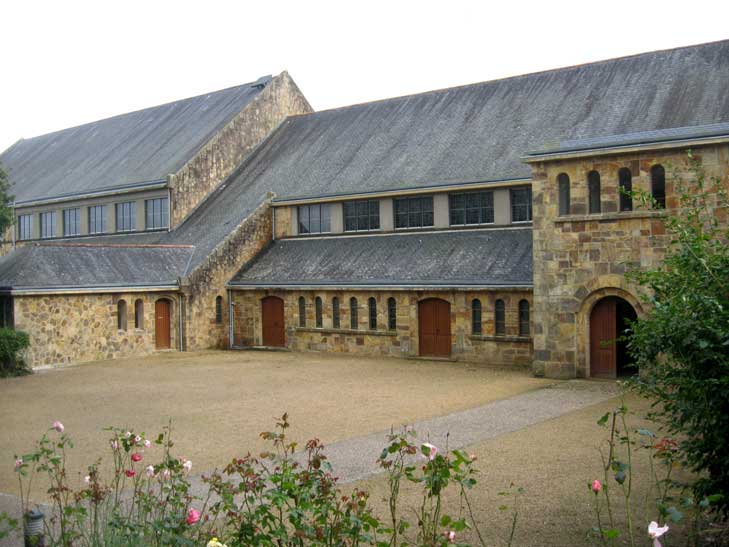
[229,228,533,288]
[0,244,193,291]
[0,78,269,203]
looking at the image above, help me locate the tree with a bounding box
[627,151,729,515]
[0,161,14,237]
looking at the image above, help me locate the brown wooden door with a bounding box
[261,296,285,347]
[590,298,617,378]
[155,299,171,350]
[419,299,451,357]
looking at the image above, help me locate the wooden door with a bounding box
[419,299,451,357]
[590,298,617,378]
[155,299,171,350]
[261,296,285,347]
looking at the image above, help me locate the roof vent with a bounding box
[251,75,272,90]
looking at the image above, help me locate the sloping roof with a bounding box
[229,228,533,288]
[0,78,270,203]
[0,244,193,291]
[216,40,729,202]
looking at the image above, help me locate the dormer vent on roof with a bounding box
[251,75,272,90]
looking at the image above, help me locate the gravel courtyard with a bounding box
[0,350,554,499]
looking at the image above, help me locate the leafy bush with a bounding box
[0,328,30,377]
[626,152,729,516]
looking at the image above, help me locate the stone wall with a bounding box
[231,289,533,366]
[14,291,180,367]
[170,72,312,228]
[531,143,729,378]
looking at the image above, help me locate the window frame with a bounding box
[39,211,56,239]
[115,202,136,232]
[557,173,571,216]
[88,205,107,234]
[449,190,495,226]
[344,200,380,232]
[651,165,666,209]
[315,296,323,328]
[510,187,532,223]
[215,296,223,325]
[387,297,397,331]
[17,214,33,241]
[332,297,340,328]
[471,299,482,335]
[588,171,601,214]
[618,168,633,212]
[117,300,128,331]
[62,208,80,237]
[368,297,377,330]
[297,203,331,234]
[394,195,434,229]
[350,297,358,330]
[298,296,306,327]
[134,299,144,329]
[145,197,169,230]
[494,299,506,336]
[518,300,530,336]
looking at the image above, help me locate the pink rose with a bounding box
[445,530,456,542]
[422,442,438,461]
[52,421,64,433]
[143,439,151,449]
[186,508,201,525]
[14,458,22,470]
[145,465,155,478]
[125,469,136,478]
[110,440,119,450]
[161,469,171,480]
[592,479,602,493]
[134,435,142,444]
[131,453,143,463]
[182,459,192,473]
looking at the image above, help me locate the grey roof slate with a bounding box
[229,228,533,288]
[0,79,269,203]
[0,244,193,290]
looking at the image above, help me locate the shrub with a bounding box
[0,328,30,377]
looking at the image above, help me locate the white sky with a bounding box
[1,0,728,154]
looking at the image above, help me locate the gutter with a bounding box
[227,283,533,291]
[15,179,168,208]
[6,284,180,296]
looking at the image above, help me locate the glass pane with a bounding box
[345,217,357,231]
[466,207,479,224]
[298,206,309,233]
[320,204,330,232]
[396,212,408,228]
[310,205,320,232]
[422,211,434,226]
[451,210,464,225]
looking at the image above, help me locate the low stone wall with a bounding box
[13,291,180,368]
[232,289,533,366]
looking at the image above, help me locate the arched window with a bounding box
[387,297,397,331]
[471,299,482,335]
[651,165,666,209]
[494,299,505,336]
[215,295,223,324]
[588,171,601,214]
[518,300,530,336]
[557,173,570,216]
[618,168,633,212]
[350,297,358,330]
[315,296,323,328]
[368,297,377,330]
[298,296,306,327]
[117,300,127,331]
[134,299,144,329]
[332,297,340,329]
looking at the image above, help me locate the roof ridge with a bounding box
[35,242,195,249]
[287,39,729,120]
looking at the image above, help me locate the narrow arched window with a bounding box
[117,299,127,331]
[588,171,601,214]
[494,299,505,336]
[387,297,397,331]
[332,297,340,329]
[368,297,377,330]
[471,299,482,335]
[134,299,144,329]
[315,296,323,328]
[518,300,530,336]
[618,168,633,212]
[298,296,306,327]
[215,296,223,324]
[558,173,570,216]
[651,165,666,209]
[350,297,358,330]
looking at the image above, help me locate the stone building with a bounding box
[0,40,728,377]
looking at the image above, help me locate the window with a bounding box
[344,200,380,232]
[387,297,397,331]
[298,296,306,327]
[215,296,223,325]
[518,300,530,336]
[494,299,506,335]
[558,173,571,216]
[332,297,340,328]
[145,198,169,230]
[40,211,56,239]
[0,295,13,329]
[117,300,127,331]
[17,214,32,241]
[350,297,358,330]
[449,191,494,225]
[62,208,80,237]
[88,205,107,234]
[315,297,323,328]
[588,171,601,214]
[471,299,482,335]
[618,168,633,212]
[510,187,532,222]
[394,196,434,229]
[651,165,666,209]
[368,297,377,330]
[116,202,136,232]
[134,299,144,329]
[298,204,331,234]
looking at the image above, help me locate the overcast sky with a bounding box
[1,0,728,153]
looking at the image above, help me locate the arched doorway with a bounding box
[590,296,637,378]
[155,298,172,350]
[418,298,451,357]
[261,296,285,347]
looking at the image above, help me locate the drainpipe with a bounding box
[228,288,235,349]
[178,293,184,351]
[11,201,16,249]
[272,206,276,241]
